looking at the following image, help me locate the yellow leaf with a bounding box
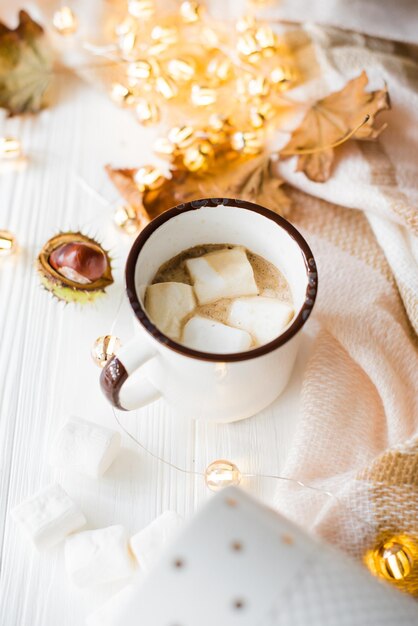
[0,11,54,116]
[280,71,390,182]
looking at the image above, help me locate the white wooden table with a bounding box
[0,74,310,625]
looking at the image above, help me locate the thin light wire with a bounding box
[112,407,336,496]
[112,407,205,476]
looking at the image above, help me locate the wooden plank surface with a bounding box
[0,75,308,625]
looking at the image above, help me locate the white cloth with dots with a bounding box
[87,488,418,626]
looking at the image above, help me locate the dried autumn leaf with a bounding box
[106,156,291,228]
[0,10,54,116]
[280,71,390,182]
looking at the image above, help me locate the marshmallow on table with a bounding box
[130,511,184,574]
[185,247,258,305]
[182,316,252,353]
[65,524,135,588]
[49,416,121,479]
[145,282,196,340]
[228,296,294,346]
[11,483,86,551]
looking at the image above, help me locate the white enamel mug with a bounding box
[100,198,318,422]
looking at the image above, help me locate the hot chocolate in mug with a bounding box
[100,198,318,423]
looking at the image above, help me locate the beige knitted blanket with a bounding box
[274,25,418,595]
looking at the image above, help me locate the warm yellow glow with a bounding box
[254,25,276,53]
[237,32,260,62]
[119,31,137,58]
[365,535,417,583]
[135,100,160,126]
[206,56,232,83]
[52,6,78,35]
[231,131,262,154]
[128,0,155,19]
[205,460,242,492]
[247,76,270,97]
[191,85,217,107]
[236,15,256,33]
[0,137,22,160]
[183,141,213,172]
[250,101,275,128]
[154,137,176,158]
[0,230,17,256]
[101,1,298,169]
[114,205,140,235]
[91,335,122,368]
[127,60,152,80]
[134,165,165,191]
[151,25,178,45]
[167,58,196,82]
[179,1,203,23]
[168,126,195,148]
[110,83,134,106]
[155,76,178,99]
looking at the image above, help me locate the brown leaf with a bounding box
[0,11,54,115]
[106,156,291,228]
[225,156,292,217]
[280,71,390,182]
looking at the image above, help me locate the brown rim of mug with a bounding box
[125,198,318,363]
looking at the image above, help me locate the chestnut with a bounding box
[37,232,113,304]
[49,242,108,284]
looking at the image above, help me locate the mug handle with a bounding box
[100,337,162,411]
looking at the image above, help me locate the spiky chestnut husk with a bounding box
[37,232,113,304]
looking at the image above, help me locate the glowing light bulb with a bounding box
[254,25,277,55]
[135,100,160,126]
[247,75,270,97]
[270,66,295,89]
[119,30,137,59]
[155,76,178,99]
[191,85,217,107]
[128,0,155,19]
[231,130,262,154]
[365,535,417,583]
[183,140,214,172]
[110,83,135,106]
[134,166,165,191]
[0,137,22,160]
[206,55,232,84]
[127,60,153,80]
[237,33,261,63]
[180,1,203,23]
[151,25,178,45]
[167,58,195,82]
[0,230,17,256]
[205,460,242,492]
[236,15,256,33]
[154,137,176,158]
[250,101,275,128]
[168,125,195,148]
[91,335,121,368]
[113,205,141,235]
[52,6,78,35]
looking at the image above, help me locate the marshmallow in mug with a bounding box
[11,483,86,551]
[49,416,121,478]
[185,247,259,305]
[145,246,295,353]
